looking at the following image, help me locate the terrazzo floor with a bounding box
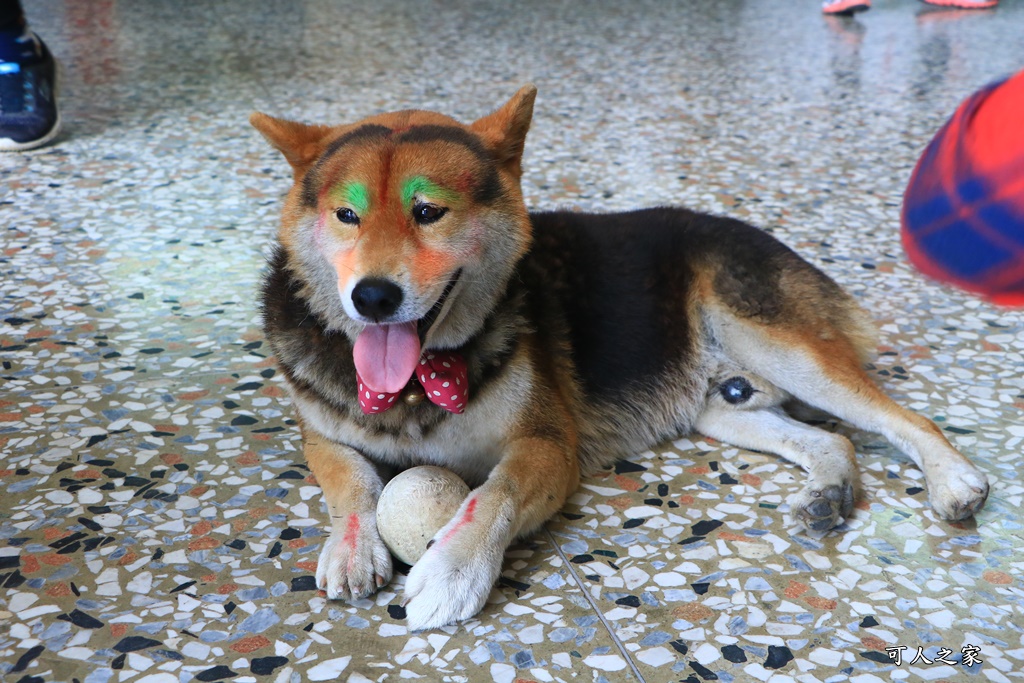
[2,1,1023,682]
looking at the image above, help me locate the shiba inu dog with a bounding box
[251,86,990,630]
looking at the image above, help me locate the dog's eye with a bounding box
[413,203,447,225]
[336,208,360,225]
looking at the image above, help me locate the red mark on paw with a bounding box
[343,513,360,550]
[343,513,360,575]
[440,497,476,546]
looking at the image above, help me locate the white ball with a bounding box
[376,466,470,565]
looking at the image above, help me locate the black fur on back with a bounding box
[517,207,805,402]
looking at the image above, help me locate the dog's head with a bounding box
[252,86,536,393]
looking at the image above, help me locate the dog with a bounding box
[251,85,990,630]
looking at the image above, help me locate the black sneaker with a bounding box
[0,32,60,151]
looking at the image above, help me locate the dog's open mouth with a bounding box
[353,270,462,394]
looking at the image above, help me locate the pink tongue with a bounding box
[353,322,421,394]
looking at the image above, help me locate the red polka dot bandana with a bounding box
[356,351,468,415]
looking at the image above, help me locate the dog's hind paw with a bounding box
[928,465,989,521]
[316,511,392,601]
[789,482,855,534]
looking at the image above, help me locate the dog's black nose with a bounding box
[352,278,404,321]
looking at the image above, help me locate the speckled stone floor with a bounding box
[2,1,1023,682]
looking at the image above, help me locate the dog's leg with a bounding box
[303,426,392,600]
[712,315,990,521]
[696,405,858,532]
[403,434,579,630]
[797,371,989,522]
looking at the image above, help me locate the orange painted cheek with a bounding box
[410,248,457,288]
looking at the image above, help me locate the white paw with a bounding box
[928,464,990,521]
[402,495,510,630]
[316,511,392,600]
[403,540,503,630]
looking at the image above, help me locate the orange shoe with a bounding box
[822,0,871,15]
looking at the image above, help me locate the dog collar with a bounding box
[356,351,468,415]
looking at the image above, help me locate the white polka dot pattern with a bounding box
[355,351,468,415]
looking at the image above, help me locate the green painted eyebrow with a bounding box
[401,176,460,207]
[330,182,370,215]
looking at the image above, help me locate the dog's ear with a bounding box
[250,112,333,178]
[469,84,537,177]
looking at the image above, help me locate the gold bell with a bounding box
[403,386,426,406]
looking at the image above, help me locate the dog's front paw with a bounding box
[316,511,392,600]
[403,540,503,630]
[929,464,989,521]
[402,495,510,630]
